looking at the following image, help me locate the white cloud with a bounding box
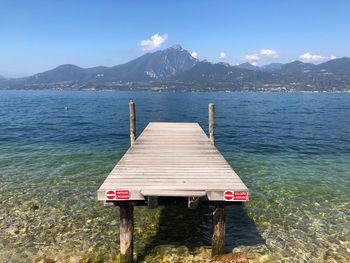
[245,54,260,63]
[245,49,279,64]
[191,51,198,59]
[299,52,336,63]
[140,33,168,52]
[219,52,227,60]
[260,49,278,58]
[299,52,323,62]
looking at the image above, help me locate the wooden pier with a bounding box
[97,101,249,262]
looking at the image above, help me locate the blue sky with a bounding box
[1,0,350,77]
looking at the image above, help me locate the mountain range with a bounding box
[1,45,350,92]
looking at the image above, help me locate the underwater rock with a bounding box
[38,258,55,263]
[23,201,40,211]
[211,252,249,263]
[31,204,39,210]
[7,226,20,235]
[60,216,69,221]
[69,255,82,263]
[20,226,29,235]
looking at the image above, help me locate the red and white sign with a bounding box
[105,190,130,200]
[233,192,248,201]
[224,191,249,201]
[223,191,234,201]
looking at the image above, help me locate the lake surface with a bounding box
[0,90,349,262]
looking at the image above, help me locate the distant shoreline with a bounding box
[1,88,350,93]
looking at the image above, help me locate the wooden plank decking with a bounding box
[97,122,249,202]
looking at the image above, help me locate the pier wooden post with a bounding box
[212,205,225,256]
[209,103,225,256]
[129,100,136,146]
[209,103,215,144]
[119,205,134,263]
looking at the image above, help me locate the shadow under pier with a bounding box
[137,200,264,261]
[225,205,265,251]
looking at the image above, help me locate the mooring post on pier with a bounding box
[119,100,136,262]
[129,100,136,146]
[212,204,225,256]
[119,205,134,263]
[209,104,225,256]
[209,103,215,144]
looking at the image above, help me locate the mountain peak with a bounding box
[169,44,183,51]
[54,64,82,70]
[316,57,350,74]
[261,63,283,72]
[289,60,304,65]
[320,56,350,65]
[238,62,259,70]
[217,62,231,67]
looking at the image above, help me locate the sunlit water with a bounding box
[0,91,349,262]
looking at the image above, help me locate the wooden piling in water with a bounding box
[129,100,136,146]
[118,100,136,263]
[209,103,225,255]
[209,103,215,144]
[119,205,134,263]
[212,205,225,256]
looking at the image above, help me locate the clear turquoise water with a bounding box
[0,91,349,262]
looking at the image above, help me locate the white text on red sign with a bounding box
[105,190,130,200]
[223,191,249,201]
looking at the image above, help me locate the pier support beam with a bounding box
[119,205,134,263]
[212,205,225,256]
[129,100,136,146]
[209,103,215,144]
